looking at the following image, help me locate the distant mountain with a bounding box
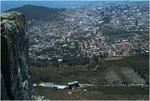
[7,5,66,20]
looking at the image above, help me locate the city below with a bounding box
[1,1,149,100]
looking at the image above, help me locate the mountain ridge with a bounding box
[7,4,66,20]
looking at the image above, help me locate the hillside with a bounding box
[31,56,149,100]
[7,5,66,20]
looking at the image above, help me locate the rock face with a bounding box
[1,12,31,100]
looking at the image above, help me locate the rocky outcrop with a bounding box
[1,12,31,100]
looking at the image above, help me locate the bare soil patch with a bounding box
[121,67,146,84]
[104,56,123,61]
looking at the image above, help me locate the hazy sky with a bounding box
[1,0,149,1]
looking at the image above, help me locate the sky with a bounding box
[1,1,93,12]
[1,0,149,12]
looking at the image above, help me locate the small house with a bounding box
[67,81,79,89]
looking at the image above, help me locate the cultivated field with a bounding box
[121,67,145,84]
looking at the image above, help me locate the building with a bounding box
[67,81,80,89]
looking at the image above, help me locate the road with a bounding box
[33,82,149,89]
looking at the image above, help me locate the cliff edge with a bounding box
[1,12,31,100]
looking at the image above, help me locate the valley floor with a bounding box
[30,56,149,100]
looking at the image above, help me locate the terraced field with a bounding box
[105,66,146,84]
[121,67,145,84]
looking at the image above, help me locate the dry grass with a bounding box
[104,56,123,61]
[34,86,149,100]
[121,67,145,84]
[105,68,121,83]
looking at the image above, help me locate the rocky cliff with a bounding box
[1,12,31,100]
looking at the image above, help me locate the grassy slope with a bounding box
[34,86,149,100]
[104,56,149,83]
[30,55,149,100]
[30,56,149,83]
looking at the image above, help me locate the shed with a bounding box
[67,81,79,89]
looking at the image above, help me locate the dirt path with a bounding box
[104,57,123,61]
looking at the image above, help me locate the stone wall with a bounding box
[1,12,31,100]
